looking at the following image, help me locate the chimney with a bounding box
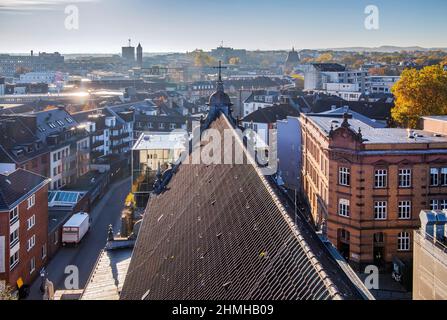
[31,50,34,57]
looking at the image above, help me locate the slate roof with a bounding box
[307,94,393,121]
[0,169,48,210]
[242,104,300,124]
[31,108,78,141]
[312,63,346,72]
[120,112,371,300]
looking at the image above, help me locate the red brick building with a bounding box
[0,169,50,291]
[301,112,447,271]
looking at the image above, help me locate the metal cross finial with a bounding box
[212,60,227,82]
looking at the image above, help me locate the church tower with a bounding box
[204,61,235,127]
[137,43,143,67]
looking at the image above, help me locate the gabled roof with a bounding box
[0,169,49,210]
[120,112,371,300]
[242,104,300,124]
[31,108,78,141]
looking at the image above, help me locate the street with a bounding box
[27,177,131,300]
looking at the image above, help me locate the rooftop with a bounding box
[121,112,371,300]
[242,103,300,124]
[132,132,188,151]
[307,113,447,145]
[81,245,133,300]
[0,169,49,210]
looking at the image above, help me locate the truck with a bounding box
[62,212,91,246]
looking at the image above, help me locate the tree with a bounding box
[228,57,240,65]
[0,286,18,300]
[190,50,217,67]
[315,53,333,63]
[391,64,447,128]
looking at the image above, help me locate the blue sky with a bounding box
[0,0,446,53]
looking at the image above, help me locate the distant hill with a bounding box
[322,46,447,53]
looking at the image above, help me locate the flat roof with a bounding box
[64,212,89,227]
[132,131,187,151]
[307,114,447,145]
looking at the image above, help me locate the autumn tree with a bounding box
[315,53,333,63]
[228,57,240,65]
[391,64,447,128]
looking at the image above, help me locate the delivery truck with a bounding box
[62,212,91,246]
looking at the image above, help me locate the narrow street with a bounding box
[27,177,131,300]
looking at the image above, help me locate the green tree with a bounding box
[391,64,447,128]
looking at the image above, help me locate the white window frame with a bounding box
[27,235,36,252]
[339,167,350,186]
[441,168,447,186]
[374,169,388,188]
[42,244,47,260]
[398,169,412,188]
[374,201,388,220]
[10,229,19,248]
[27,194,35,209]
[9,251,19,270]
[338,199,350,218]
[441,200,447,211]
[30,257,36,274]
[430,168,440,186]
[430,199,439,211]
[398,232,411,251]
[27,215,36,230]
[9,206,19,225]
[398,201,412,220]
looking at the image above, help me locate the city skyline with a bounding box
[0,0,447,53]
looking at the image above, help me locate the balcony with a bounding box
[91,139,103,148]
[110,132,129,141]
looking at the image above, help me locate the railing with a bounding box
[415,229,447,253]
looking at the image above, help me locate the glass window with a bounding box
[398,232,410,251]
[375,169,387,188]
[398,201,411,219]
[374,201,387,220]
[430,199,439,211]
[399,169,412,188]
[441,168,447,186]
[339,167,350,186]
[430,168,439,186]
[338,199,350,217]
[9,207,19,225]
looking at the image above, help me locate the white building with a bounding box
[18,71,68,85]
[304,63,367,97]
[243,90,280,116]
[366,76,400,94]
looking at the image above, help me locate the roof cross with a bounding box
[212,60,227,82]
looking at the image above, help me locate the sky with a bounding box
[0,0,446,53]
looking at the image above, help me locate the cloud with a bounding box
[0,0,99,12]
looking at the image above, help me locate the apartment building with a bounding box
[0,169,50,290]
[243,90,280,116]
[300,111,447,271]
[0,108,90,190]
